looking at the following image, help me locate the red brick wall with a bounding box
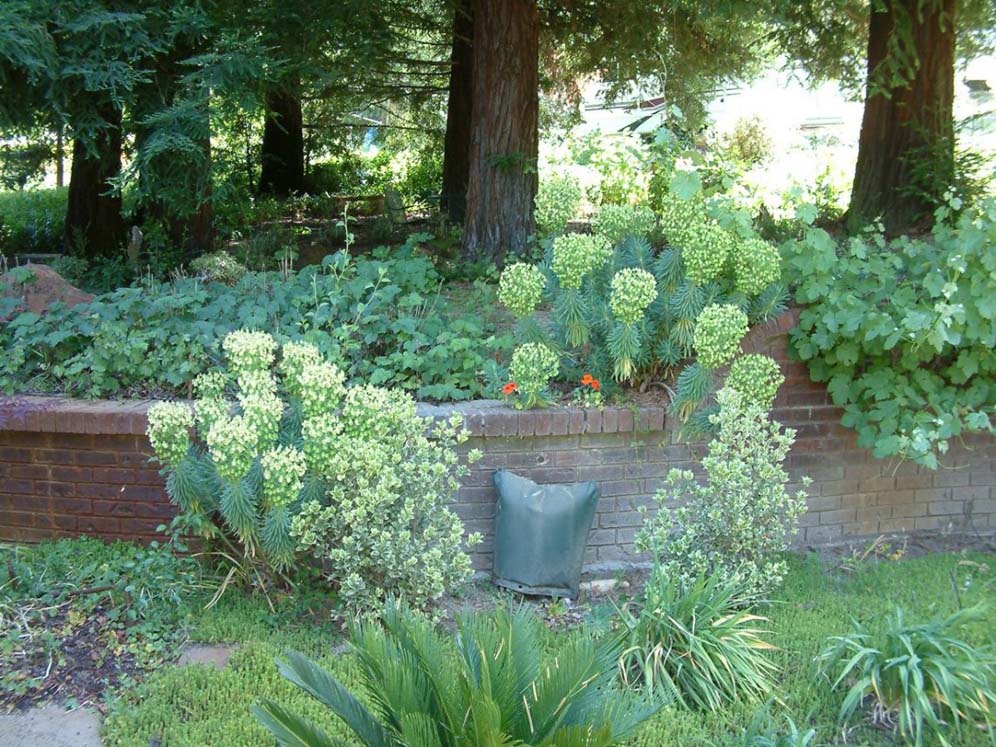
[2,311,994,571]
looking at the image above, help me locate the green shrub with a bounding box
[0,243,511,401]
[0,187,66,254]
[786,195,996,468]
[497,177,788,417]
[506,341,560,408]
[570,131,650,205]
[189,251,247,285]
[148,331,480,614]
[617,569,777,712]
[255,601,661,747]
[817,606,995,747]
[636,389,809,596]
[723,116,773,167]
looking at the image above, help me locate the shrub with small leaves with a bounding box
[695,304,749,369]
[508,342,560,408]
[727,354,784,409]
[732,238,780,295]
[261,446,307,508]
[636,389,809,596]
[535,172,584,235]
[189,251,247,286]
[610,268,658,324]
[593,204,656,245]
[146,402,193,466]
[498,262,546,317]
[551,233,612,290]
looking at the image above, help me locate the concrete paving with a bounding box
[0,704,102,747]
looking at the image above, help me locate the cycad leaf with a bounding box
[276,650,391,747]
[253,700,343,747]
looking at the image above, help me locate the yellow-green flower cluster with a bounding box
[509,342,559,395]
[236,369,278,398]
[343,385,418,443]
[658,192,706,246]
[694,304,749,369]
[683,221,734,285]
[193,371,228,400]
[261,446,306,508]
[240,391,283,452]
[146,402,193,466]
[222,330,277,374]
[551,233,612,290]
[280,341,323,396]
[593,204,656,245]
[535,173,583,235]
[727,354,784,409]
[206,415,258,482]
[732,237,780,295]
[610,268,658,324]
[298,362,346,418]
[302,416,343,476]
[195,396,231,435]
[498,262,546,318]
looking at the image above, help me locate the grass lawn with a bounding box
[98,550,995,747]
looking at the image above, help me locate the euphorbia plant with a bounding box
[147,330,480,612]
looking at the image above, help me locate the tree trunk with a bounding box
[55,124,64,189]
[462,0,539,266]
[258,81,305,197]
[441,0,474,223]
[63,101,125,258]
[848,0,956,233]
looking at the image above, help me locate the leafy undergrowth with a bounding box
[0,538,201,711]
[100,550,995,747]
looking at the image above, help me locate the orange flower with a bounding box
[591,379,601,391]
[581,373,594,385]
[503,381,519,395]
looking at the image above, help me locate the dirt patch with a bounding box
[176,644,236,669]
[0,263,94,319]
[0,704,102,747]
[811,531,996,567]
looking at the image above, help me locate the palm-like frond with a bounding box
[258,603,661,747]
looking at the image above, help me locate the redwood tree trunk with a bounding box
[258,81,305,197]
[441,0,474,223]
[848,0,956,233]
[462,0,539,266]
[63,101,125,258]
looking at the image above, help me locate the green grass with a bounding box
[100,550,995,747]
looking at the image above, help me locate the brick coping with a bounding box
[0,395,673,438]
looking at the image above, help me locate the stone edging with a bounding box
[0,395,668,439]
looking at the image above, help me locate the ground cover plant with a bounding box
[0,538,201,710]
[91,548,995,747]
[0,239,513,401]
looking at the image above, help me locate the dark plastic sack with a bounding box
[492,469,600,597]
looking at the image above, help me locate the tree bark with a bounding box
[462,0,539,266]
[848,0,956,233]
[63,101,125,258]
[258,81,305,197]
[441,0,474,223]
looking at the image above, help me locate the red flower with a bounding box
[581,373,594,385]
[591,379,601,391]
[503,381,519,395]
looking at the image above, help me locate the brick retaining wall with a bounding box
[2,313,994,573]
